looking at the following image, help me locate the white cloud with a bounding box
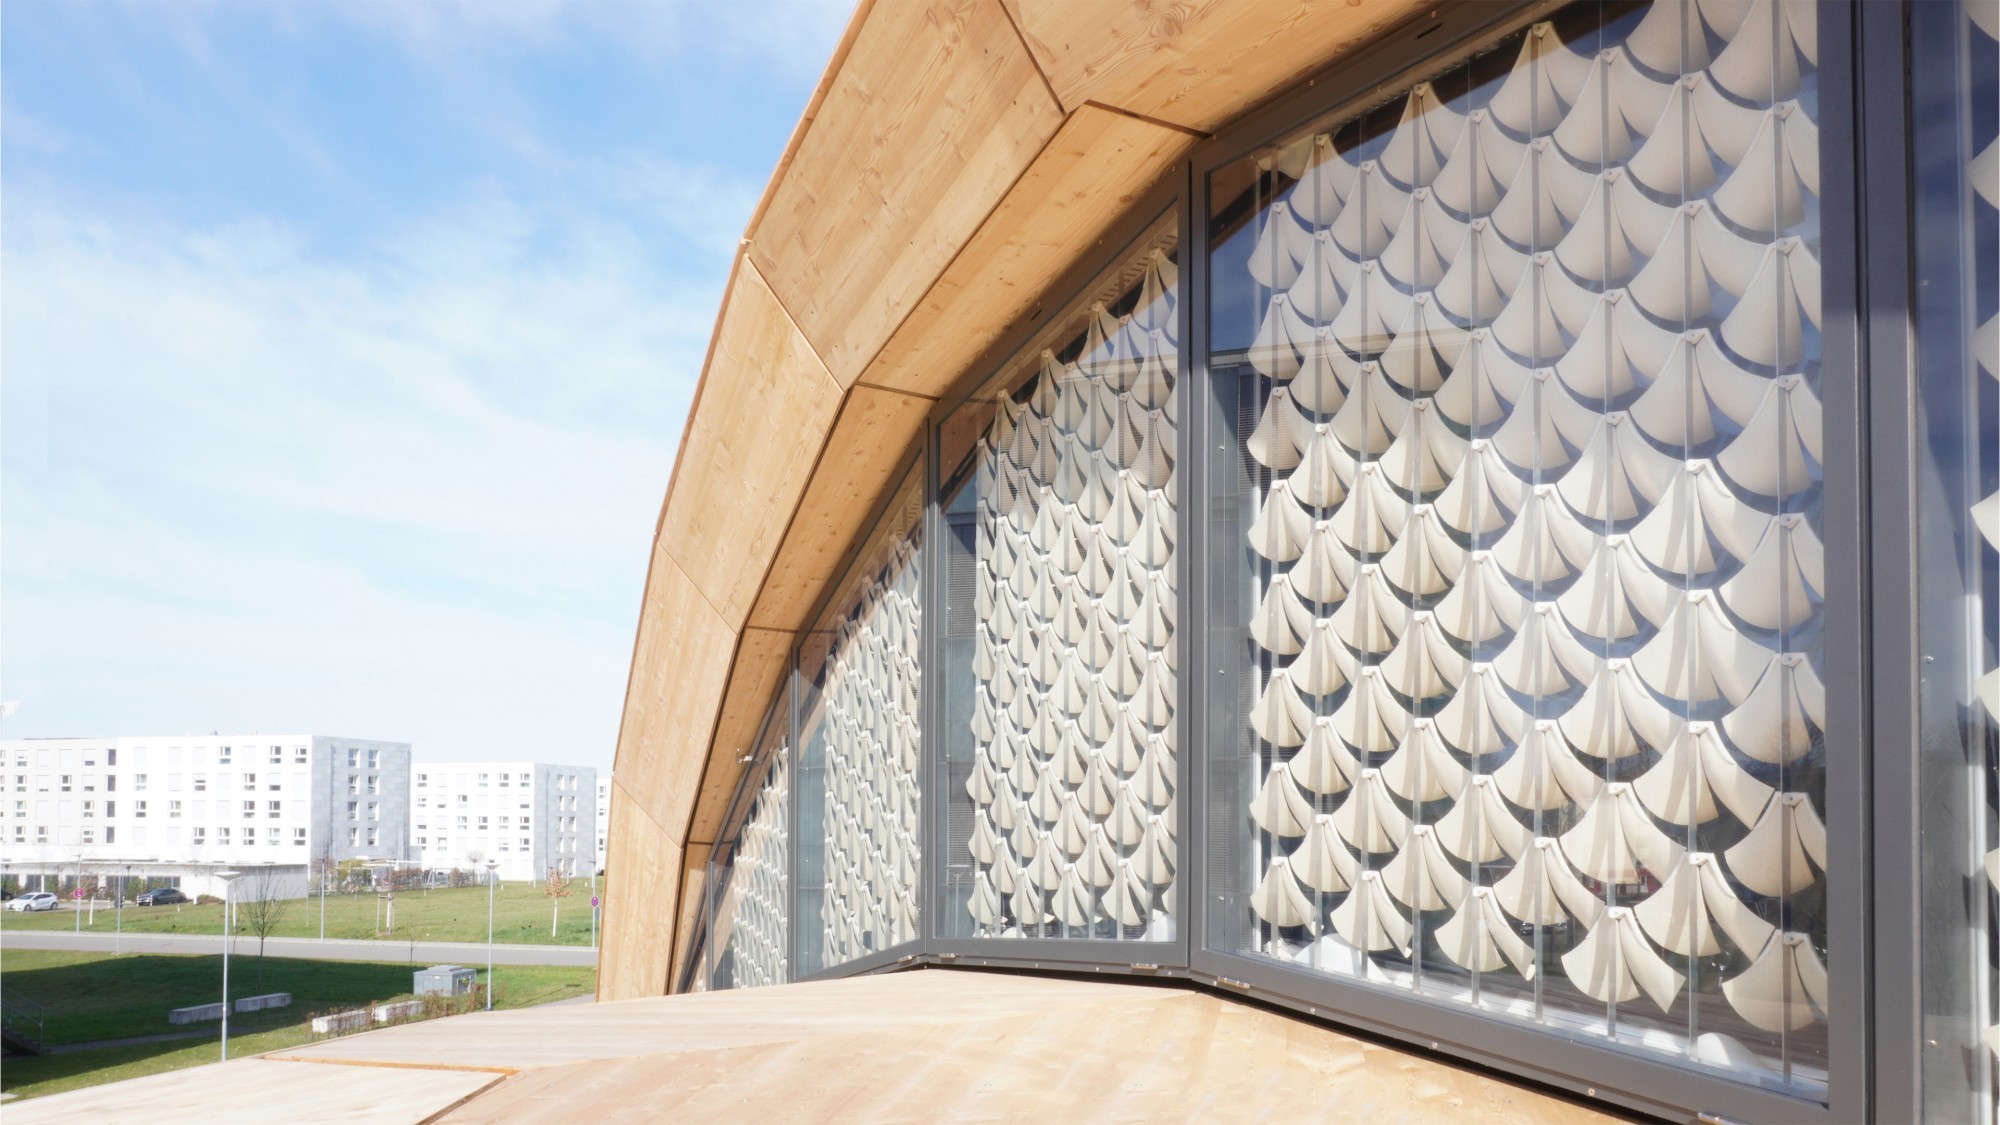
[1,190,724,768]
[331,0,852,81]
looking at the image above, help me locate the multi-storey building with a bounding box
[0,734,411,896]
[595,776,610,874]
[412,762,595,882]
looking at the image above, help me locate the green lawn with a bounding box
[0,880,600,946]
[0,948,596,1101]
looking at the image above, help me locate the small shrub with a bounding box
[195,894,224,906]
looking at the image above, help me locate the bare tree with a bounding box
[543,866,574,938]
[236,867,293,987]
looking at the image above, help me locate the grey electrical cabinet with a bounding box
[414,965,475,997]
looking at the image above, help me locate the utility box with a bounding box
[414,964,475,997]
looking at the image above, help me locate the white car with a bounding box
[6,891,59,912]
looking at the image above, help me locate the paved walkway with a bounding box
[0,930,596,967]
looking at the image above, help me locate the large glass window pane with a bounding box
[938,216,1181,942]
[690,701,789,992]
[1205,0,1827,1092]
[1913,0,2000,1117]
[795,464,924,975]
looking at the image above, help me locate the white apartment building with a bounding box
[0,734,412,895]
[596,776,610,874]
[413,762,595,882]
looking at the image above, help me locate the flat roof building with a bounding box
[0,734,411,885]
[413,762,595,882]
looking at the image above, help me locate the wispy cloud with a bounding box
[1,190,718,764]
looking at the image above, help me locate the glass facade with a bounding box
[937,219,1181,943]
[1914,0,2000,1117]
[664,0,2000,1117]
[690,701,789,993]
[1204,0,1827,1091]
[795,464,925,976]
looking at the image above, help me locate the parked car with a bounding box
[6,892,58,912]
[134,888,188,906]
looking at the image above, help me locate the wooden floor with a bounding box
[14,969,1622,1123]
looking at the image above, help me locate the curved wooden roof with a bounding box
[602,0,1429,1000]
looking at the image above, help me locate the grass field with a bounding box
[0,948,595,1101]
[0,880,599,945]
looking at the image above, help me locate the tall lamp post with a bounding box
[215,870,241,1061]
[117,864,132,954]
[484,860,499,1011]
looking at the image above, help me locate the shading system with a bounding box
[695,748,789,992]
[817,540,924,966]
[945,233,1182,940]
[797,475,926,976]
[1212,0,1826,1086]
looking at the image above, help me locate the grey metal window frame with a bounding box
[675,0,1918,1117]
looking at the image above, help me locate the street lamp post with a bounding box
[485,859,499,1011]
[117,864,131,954]
[215,870,241,1061]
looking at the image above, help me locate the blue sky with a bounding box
[2,0,849,770]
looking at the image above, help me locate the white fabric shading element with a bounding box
[1561,782,1687,884]
[1435,774,1535,865]
[1379,719,1469,802]
[1721,653,1824,763]
[1437,886,1540,977]
[1493,721,1605,811]
[1634,852,1776,957]
[1723,932,1830,1032]
[1330,870,1415,954]
[1250,855,1319,931]
[1332,769,1414,854]
[1719,513,1824,631]
[1562,907,1687,1011]
[1493,836,1606,927]
[1724,792,1828,897]
[1294,814,1360,893]
[1633,591,1774,706]
[1559,535,1678,642]
[1633,721,1775,826]
[1250,762,1317,838]
[1561,658,1680,762]
[1381,825,1471,911]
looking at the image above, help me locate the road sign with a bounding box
[72,888,84,899]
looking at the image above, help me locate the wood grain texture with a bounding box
[7,1057,497,1125]
[748,0,1066,388]
[260,971,1620,1123]
[865,105,1193,397]
[1005,0,1430,132]
[685,628,795,846]
[610,548,738,839]
[747,386,932,631]
[659,261,844,630]
[598,780,683,1001]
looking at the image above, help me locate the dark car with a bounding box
[134,888,188,906]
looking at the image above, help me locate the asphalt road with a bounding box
[0,929,597,966]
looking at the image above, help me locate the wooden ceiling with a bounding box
[602,0,1430,1001]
